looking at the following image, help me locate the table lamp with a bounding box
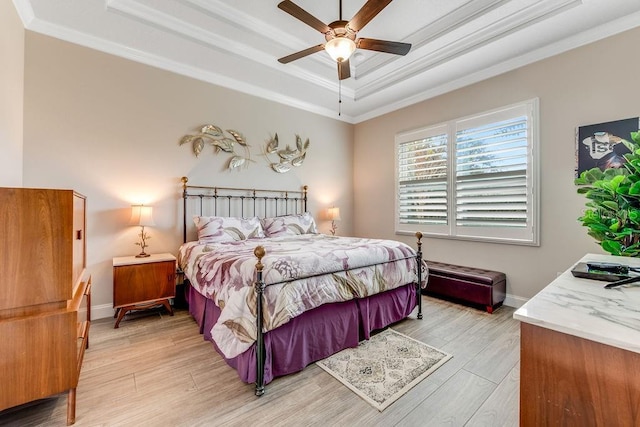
[130,204,155,257]
[327,207,341,236]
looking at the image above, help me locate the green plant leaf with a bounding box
[587,230,605,242]
[629,209,640,224]
[626,159,640,174]
[609,174,626,193]
[586,168,605,181]
[602,240,622,255]
[576,129,640,254]
[629,181,640,195]
[604,167,627,178]
[622,138,636,153]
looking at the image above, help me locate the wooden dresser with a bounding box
[514,253,640,426]
[0,187,91,426]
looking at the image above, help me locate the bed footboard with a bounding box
[252,232,425,397]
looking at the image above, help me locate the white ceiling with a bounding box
[13,0,640,123]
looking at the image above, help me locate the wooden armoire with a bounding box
[0,187,91,425]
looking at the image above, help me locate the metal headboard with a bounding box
[181,176,308,243]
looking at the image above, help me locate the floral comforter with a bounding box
[179,234,425,358]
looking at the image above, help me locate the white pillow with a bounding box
[261,212,317,237]
[194,216,265,243]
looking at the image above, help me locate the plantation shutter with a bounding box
[455,116,529,228]
[395,99,538,245]
[396,126,449,233]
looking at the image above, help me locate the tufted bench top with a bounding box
[426,260,506,286]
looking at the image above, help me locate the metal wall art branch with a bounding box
[264,133,310,173]
[180,124,251,170]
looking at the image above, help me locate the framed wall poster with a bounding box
[575,117,640,178]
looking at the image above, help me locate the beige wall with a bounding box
[17,20,640,314]
[354,26,640,304]
[23,33,353,318]
[0,0,24,186]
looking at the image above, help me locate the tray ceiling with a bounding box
[13,0,640,123]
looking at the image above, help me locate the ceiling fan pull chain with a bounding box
[338,80,342,116]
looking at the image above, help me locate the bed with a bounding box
[178,177,425,396]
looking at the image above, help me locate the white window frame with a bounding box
[395,98,540,246]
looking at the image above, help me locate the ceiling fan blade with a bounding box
[278,44,325,64]
[357,38,411,55]
[348,0,393,32]
[338,59,351,80]
[278,1,331,34]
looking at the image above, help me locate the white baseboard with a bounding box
[504,293,528,309]
[80,303,114,320]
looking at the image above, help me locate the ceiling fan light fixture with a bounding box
[325,37,356,62]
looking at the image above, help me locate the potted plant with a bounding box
[575,130,640,256]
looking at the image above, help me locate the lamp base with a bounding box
[136,252,151,258]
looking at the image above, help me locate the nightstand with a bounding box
[112,253,176,328]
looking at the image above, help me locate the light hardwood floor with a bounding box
[0,296,520,426]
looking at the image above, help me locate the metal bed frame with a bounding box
[180,176,423,396]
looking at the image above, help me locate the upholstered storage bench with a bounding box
[424,260,506,313]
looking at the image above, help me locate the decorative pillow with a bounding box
[261,212,317,237]
[194,216,265,243]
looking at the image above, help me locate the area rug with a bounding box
[316,328,452,411]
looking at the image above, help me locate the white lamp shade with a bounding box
[130,205,155,227]
[327,207,341,221]
[325,37,356,62]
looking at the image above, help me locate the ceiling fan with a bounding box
[277,0,412,80]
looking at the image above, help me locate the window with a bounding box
[395,99,539,245]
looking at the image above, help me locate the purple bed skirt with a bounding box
[186,283,418,385]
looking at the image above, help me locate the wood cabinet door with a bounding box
[113,261,176,307]
[0,188,74,311]
[0,310,76,411]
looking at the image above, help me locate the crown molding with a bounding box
[355,0,511,79]
[106,0,354,99]
[15,0,640,123]
[355,0,581,100]
[182,0,341,76]
[11,0,35,26]
[24,13,353,123]
[353,8,640,123]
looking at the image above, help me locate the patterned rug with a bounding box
[316,328,452,411]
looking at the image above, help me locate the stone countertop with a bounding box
[514,253,640,354]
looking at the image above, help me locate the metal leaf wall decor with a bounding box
[179,124,251,170]
[264,133,310,173]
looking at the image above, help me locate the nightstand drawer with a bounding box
[113,260,176,308]
[112,254,177,328]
